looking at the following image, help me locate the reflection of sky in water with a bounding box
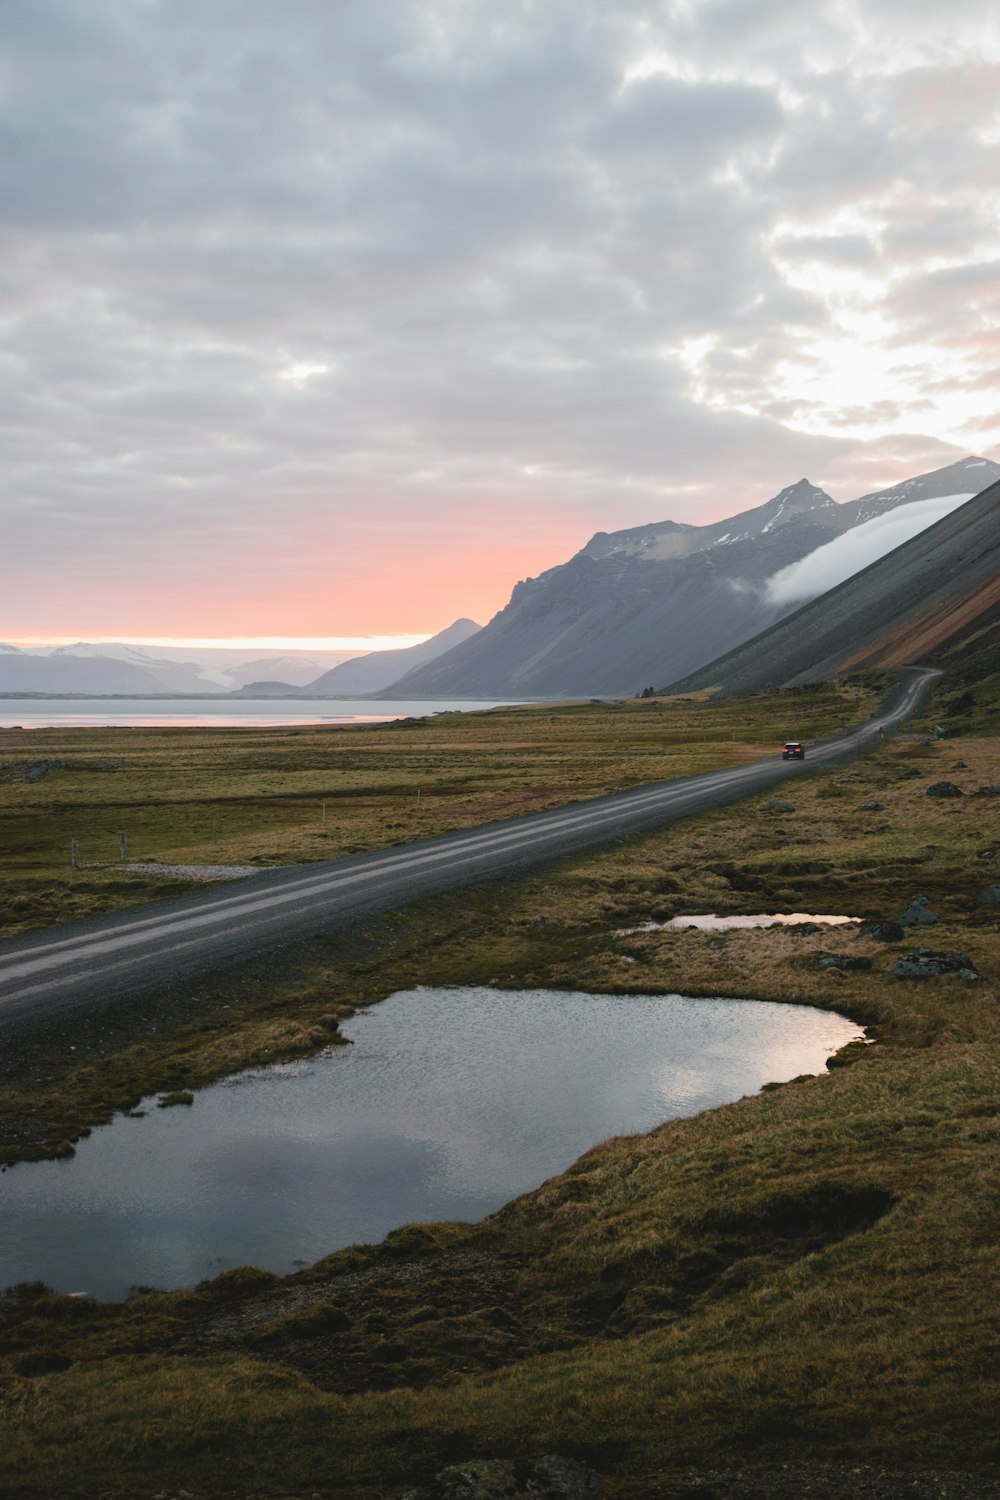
[0,988,862,1300]
[0,697,519,728]
[619,912,858,934]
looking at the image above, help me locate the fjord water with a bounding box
[0,987,862,1300]
[0,697,521,728]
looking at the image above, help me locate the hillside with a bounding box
[666,477,1000,696]
[304,618,481,694]
[382,457,998,699]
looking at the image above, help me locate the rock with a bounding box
[951,760,968,769]
[857,919,904,943]
[972,785,1000,797]
[765,800,796,812]
[899,896,938,927]
[859,800,882,811]
[975,885,1000,908]
[787,921,823,934]
[403,1456,603,1500]
[899,768,922,779]
[977,848,996,860]
[894,949,982,981]
[926,780,963,798]
[818,955,873,972]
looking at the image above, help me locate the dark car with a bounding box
[782,741,805,760]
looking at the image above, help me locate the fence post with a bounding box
[119,832,127,863]
[71,838,79,870]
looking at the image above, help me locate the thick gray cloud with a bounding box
[2,0,999,635]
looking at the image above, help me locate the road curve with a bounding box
[0,669,938,1030]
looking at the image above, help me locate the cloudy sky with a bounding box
[3,0,1000,646]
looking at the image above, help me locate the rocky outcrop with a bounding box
[899,896,939,928]
[403,1457,603,1500]
[894,950,982,980]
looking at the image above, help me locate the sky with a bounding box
[3,0,1000,647]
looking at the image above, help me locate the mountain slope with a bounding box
[383,457,999,699]
[665,477,1000,696]
[305,619,481,695]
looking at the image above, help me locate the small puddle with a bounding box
[619,913,860,934]
[0,986,863,1300]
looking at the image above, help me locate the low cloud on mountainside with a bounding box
[765,494,975,606]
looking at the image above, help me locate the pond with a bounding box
[619,912,860,934]
[0,987,863,1300]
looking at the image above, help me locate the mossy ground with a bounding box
[0,683,875,941]
[0,677,998,1497]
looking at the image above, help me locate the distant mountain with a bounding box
[226,654,359,688]
[0,643,368,694]
[383,457,1000,700]
[0,653,179,694]
[305,619,481,694]
[40,643,217,693]
[665,477,1000,696]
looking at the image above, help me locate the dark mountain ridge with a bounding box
[665,477,1000,697]
[382,456,999,699]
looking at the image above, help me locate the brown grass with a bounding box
[0,692,998,1497]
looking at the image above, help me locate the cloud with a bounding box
[2,0,1000,635]
[765,493,975,605]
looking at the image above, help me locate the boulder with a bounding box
[894,949,982,981]
[859,800,882,811]
[764,800,795,812]
[857,919,904,943]
[926,780,963,798]
[972,785,1000,798]
[977,849,996,860]
[975,885,1000,909]
[899,896,938,927]
[818,954,873,972]
[403,1457,603,1500]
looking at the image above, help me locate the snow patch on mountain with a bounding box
[766,493,975,606]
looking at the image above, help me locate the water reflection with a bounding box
[619,912,859,934]
[0,987,862,1300]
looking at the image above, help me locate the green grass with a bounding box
[1,678,998,1496]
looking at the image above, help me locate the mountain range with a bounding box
[665,472,1000,698]
[379,457,999,699]
[4,456,997,703]
[0,625,483,698]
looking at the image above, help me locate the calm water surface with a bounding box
[0,987,862,1300]
[620,912,860,934]
[0,697,523,728]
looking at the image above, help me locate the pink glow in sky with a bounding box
[4,3,1000,641]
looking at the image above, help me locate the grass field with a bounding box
[0,683,877,940]
[1,675,998,1497]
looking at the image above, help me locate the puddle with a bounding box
[0,986,863,1300]
[619,913,860,934]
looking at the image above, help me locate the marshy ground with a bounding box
[0,675,998,1498]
